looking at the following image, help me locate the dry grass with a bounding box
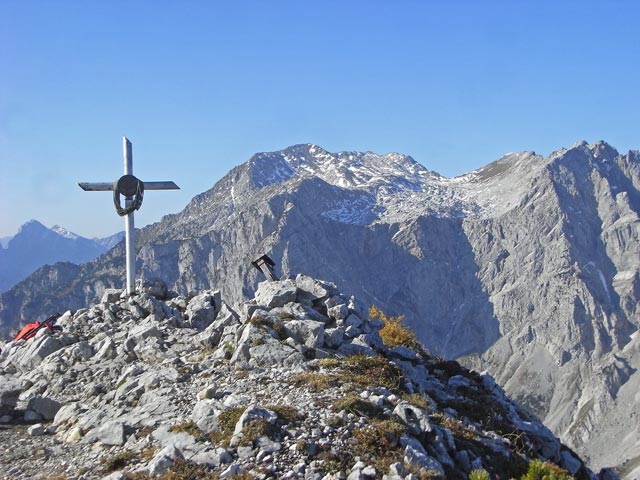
[208,407,245,446]
[290,371,340,392]
[266,404,303,425]
[333,393,385,418]
[370,305,422,350]
[343,354,405,391]
[169,420,201,437]
[311,355,405,393]
[249,315,286,338]
[125,459,220,479]
[316,358,343,369]
[351,419,407,475]
[141,446,158,462]
[401,392,430,410]
[431,413,480,441]
[101,450,137,473]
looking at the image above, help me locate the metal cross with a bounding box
[78,137,179,295]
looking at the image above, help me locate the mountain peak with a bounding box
[17,219,48,234]
[248,144,435,192]
[588,140,619,160]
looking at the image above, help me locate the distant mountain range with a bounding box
[0,141,639,477]
[0,220,123,293]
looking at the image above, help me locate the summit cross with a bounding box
[78,137,179,295]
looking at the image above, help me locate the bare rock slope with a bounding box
[1,141,639,477]
[0,277,599,479]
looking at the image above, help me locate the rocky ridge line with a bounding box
[0,276,610,480]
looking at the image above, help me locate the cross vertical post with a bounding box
[123,137,136,295]
[78,137,179,296]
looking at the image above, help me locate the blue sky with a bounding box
[1,1,639,238]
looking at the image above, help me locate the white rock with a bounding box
[28,423,45,436]
[393,402,431,435]
[254,280,298,308]
[88,421,127,446]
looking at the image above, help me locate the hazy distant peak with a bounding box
[18,219,48,234]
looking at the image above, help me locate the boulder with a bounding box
[393,402,431,435]
[401,434,444,476]
[15,335,66,371]
[283,320,325,348]
[0,376,22,411]
[101,289,123,303]
[324,327,345,349]
[254,280,298,308]
[88,420,127,446]
[192,399,222,433]
[137,278,168,299]
[327,304,349,321]
[248,338,306,367]
[190,448,233,467]
[53,402,83,426]
[198,303,240,348]
[26,396,62,421]
[294,274,338,302]
[185,291,221,330]
[149,445,184,476]
[230,406,278,447]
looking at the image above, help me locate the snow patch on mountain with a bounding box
[51,225,81,240]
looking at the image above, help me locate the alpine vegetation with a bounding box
[0,276,604,480]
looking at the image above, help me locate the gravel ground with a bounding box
[0,412,98,480]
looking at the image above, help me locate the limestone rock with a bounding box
[87,420,127,446]
[26,396,62,421]
[137,278,168,299]
[185,290,221,330]
[254,280,298,308]
[393,402,431,435]
[0,376,21,411]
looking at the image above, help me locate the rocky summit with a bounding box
[0,276,605,480]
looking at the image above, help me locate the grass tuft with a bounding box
[333,393,385,418]
[101,450,137,473]
[207,407,245,446]
[291,371,340,392]
[351,419,407,475]
[520,459,573,480]
[169,420,201,437]
[344,354,405,391]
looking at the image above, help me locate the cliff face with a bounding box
[1,141,639,476]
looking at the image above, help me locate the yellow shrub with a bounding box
[370,305,421,350]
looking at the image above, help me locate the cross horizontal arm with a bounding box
[144,181,180,190]
[78,181,179,191]
[78,182,114,191]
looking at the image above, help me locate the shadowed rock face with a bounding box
[1,141,639,477]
